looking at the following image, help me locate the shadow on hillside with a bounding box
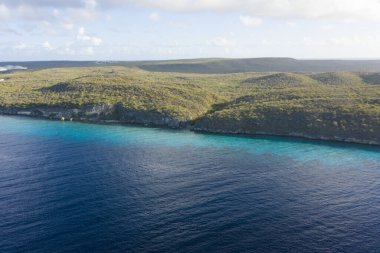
[39,82,73,93]
[206,95,255,114]
[360,73,380,85]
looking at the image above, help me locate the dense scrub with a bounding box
[1,66,380,144]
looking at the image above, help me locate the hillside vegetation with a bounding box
[1,66,380,144]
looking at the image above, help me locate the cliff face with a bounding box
[193,109,380,145]
[1,104,380,146]
[0,104,182,128]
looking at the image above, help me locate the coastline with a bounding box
[1,105,379,147]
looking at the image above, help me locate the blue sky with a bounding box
[2,0,380,61]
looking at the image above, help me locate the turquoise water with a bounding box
[1,116,379,166]
[1,116,380,252]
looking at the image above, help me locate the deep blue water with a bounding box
[1,116,380,253]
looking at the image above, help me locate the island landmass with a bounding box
[1,58,380,145]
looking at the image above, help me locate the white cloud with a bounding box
[2,0,380,22]
[3,0,380,60]
[125,0,380,21]
[58,43,76,55]
[320,24,335,31]
[169,21,187,29]
[327,36,380,47]
[240,15,262,27]
[0,0,380,26]
[286,21,297,27]
[0,4,10,20]
[65,0,99,21]
[42,41,53,50]
[210,37,236,47]
[125,0,244,12]
[289,35,380,48]
[148,12,161,22]
[61,20,75,30]
[13,42,27,50]
[82,46,94,55]
[84,0,97,10]
[77,27,102,46]
[41,21,57,35]
[78,27,85,35]
[53,9,60,17]
[261,39,274,46]
[17,5,44,20]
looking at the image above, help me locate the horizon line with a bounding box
[3,57,380,63]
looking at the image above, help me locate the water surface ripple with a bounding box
[0,116,380,253]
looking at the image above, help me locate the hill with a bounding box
[0,66,379,145]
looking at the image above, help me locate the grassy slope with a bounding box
[0,66,236,120]
[195,72,380,142]
[1,67,380,143]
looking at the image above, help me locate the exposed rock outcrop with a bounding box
[192,109,380,145]
[1,104,380,146]
[0,104,183,128]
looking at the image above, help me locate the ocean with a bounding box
[1,115,380,252]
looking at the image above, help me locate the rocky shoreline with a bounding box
[0,104,182,127]
[1,105,379,147]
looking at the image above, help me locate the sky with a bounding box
[2,0,380,61]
